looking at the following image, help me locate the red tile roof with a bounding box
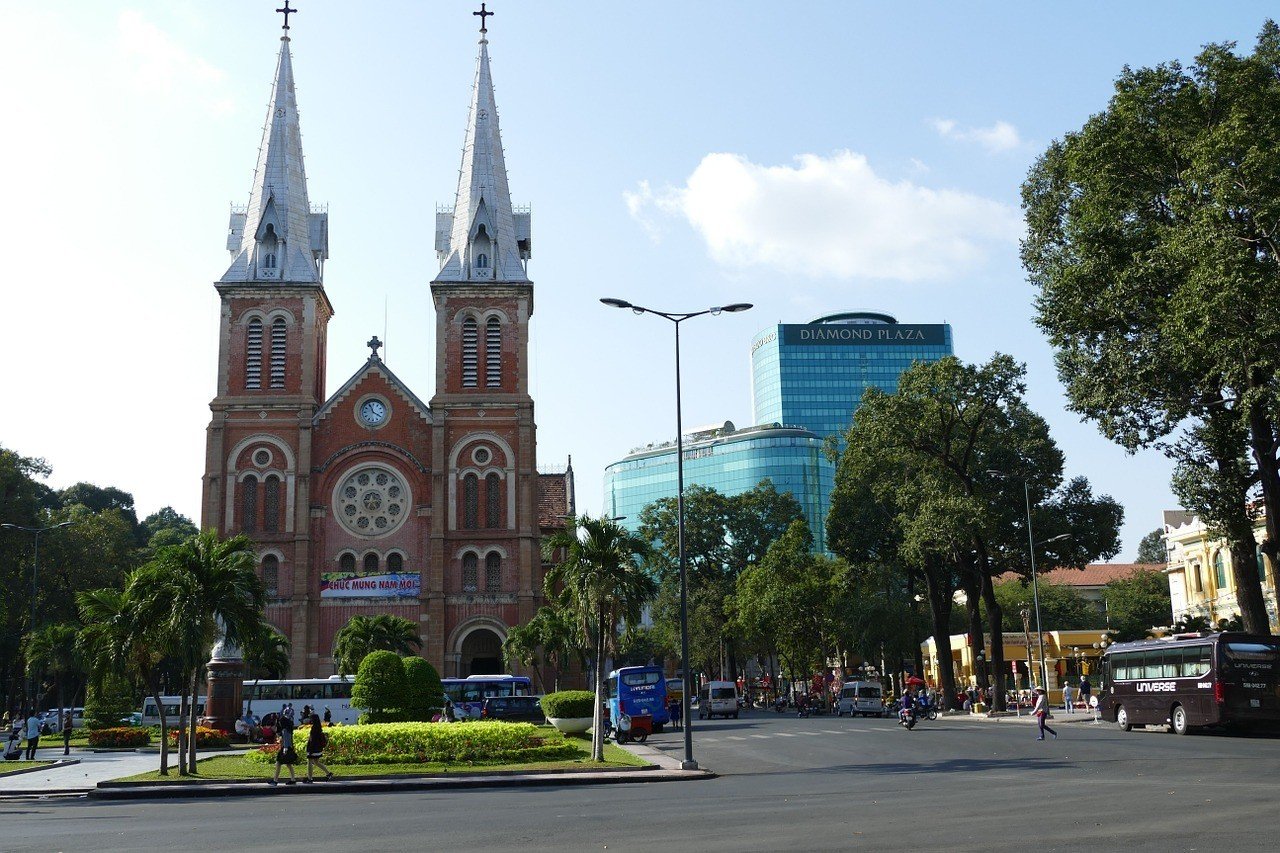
[997,562,1164,587]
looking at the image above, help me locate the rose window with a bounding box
[334,466,409,537]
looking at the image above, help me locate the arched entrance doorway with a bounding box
[460,627,504,676]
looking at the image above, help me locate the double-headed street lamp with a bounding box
[1,520,75,706]
[601,297,752,771]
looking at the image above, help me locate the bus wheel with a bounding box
[1116,706,1132,732]
[1171,705,1191,736]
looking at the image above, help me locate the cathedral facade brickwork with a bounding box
[200,25,570,679]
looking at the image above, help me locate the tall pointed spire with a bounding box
[221,31,328,284]
[434,26,531,283]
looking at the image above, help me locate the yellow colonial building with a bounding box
[921,629,1111,703]
[1163,510,1280,631]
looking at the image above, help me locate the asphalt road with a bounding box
[4,711,1278,852]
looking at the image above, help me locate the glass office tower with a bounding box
[603,422,833,552]
[751,311,954,443]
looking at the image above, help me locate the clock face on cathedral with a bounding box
[334,466,409,536]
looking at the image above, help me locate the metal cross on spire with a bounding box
[367,335,383,359]
[276,1,297,32]
[473,3,493,34]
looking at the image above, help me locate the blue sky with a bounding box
[1,1,1274,559]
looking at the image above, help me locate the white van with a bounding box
[140,696,206,728]
[836,681,884,717]
[697,681,739,720]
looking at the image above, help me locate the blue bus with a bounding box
[607,666,670,732]
[442,675,533,719]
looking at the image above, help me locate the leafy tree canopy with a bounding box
[1105,569,1174,641]
[1136,529,1168,564]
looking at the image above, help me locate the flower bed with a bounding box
[88,727,151,748]
[166,726,230,748]
[244,721,578,765]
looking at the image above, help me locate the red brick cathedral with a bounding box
[200,19,572,678]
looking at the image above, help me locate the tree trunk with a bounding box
[188,672,200,775]
[591,605,606,763]
[176,692,188,776]
[979,567,1007,712]
[152,685,169,776]
[960,573,985,696]
[923,564,957,711]
[1247,395,1280,630]
[1230,533,1270,634]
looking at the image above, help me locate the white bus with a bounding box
[243,677,358,725]
[140,696,207,728]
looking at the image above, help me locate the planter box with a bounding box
[547,716,593,734]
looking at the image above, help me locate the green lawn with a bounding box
[0,760,53,775]
[113,730,648,783]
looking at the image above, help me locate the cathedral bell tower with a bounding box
[202,21,330,670]
[428,17,540,677]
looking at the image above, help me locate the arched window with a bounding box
[461,316,479,388]
[1214,551,1229,590]
[462,553,478,592]
[262,555,279,597]
[263,476,281,533]
[246,318,263,389]
[387,553,404,573]
[485,552,501,592]
[475,253,489,269]
[270,318,287,389]
[339,553,356,573]
[264,253,277,269]
[364,553,379,574]
[485,473,502,528]
[241,476,258,533]
[485,317,502,387]
[463,474,479,529]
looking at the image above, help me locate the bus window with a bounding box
[621,671,661,687]
[1143,656,1164,679]
[1224,640,1280,662]
[1160,652,1179,679]
[296,684,320,700]
[1187,646,1211,677]
[514,683,530,696]
[608,679,618,700]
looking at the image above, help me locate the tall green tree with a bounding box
[503,605,584,693]
[24,622,82,717]
[1135,529,1168,564]
[639,481,803,678]
[242,621,291,712]
[131,531,264,775]
[1021,22,1280,633]
[1105,569,1174,640]
[140,507,199,553]
[986,580,1102,633]
[544,515,656,762]
[331,614,422,676]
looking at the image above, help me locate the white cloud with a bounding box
[625,150,1021,282]
[115,10,233,115]
[932,118,1024,153]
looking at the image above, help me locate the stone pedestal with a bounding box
[203,659,244,733]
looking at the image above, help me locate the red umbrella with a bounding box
[905,676,926,686]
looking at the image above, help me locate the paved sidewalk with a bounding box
[970,710,1109,725]
[0,749,221,796]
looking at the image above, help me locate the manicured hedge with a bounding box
[402,656,445,721]
[245,721,578,765]
[166,726,230,748]
[540,691,595,719]
[351,651,406,722]
[88,727,151,748]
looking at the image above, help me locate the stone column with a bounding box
[203,621,244,733]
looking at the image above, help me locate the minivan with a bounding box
[836,681,884,717]
[697,681,739,720]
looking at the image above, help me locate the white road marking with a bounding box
[775,732,796,737]
[726,736,747,741]
[821,730,843,735]
[750,734,771,739]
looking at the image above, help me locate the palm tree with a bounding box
[131,531,264,775]
[24,623,82,722]
[543,514,656,762]
[242,621,291,713]
[332,614,421,676]
[78,581,181,775]
[503,606,583,694]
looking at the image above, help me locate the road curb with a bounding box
[0,759,80,779]
[88,767,715,800]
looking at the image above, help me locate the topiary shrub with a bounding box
[87,727,151,748]
[540,690,596,719]
[352,650,407,722]
[84,674,136,730]
[402,656,445,722]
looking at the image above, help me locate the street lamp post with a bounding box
[1,520,75,707]
[601,297,752,771]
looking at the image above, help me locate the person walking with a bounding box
[268,713,298,785]
[62,711,73,755]
[1062,681,1075,714]
[1079,675,1092,708]
[669,696,682,731]
[1033,687,1057,740]
[323,706,331,726]
[23,709,41,760]
[303,714,334,783]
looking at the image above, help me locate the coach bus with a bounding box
[607,666,670,732]
[442,675,533,719]
[242,677,358,725]
[1100,632,1280,735]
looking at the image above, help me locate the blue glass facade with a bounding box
[752,312,954,443]
[604,425,833,552]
